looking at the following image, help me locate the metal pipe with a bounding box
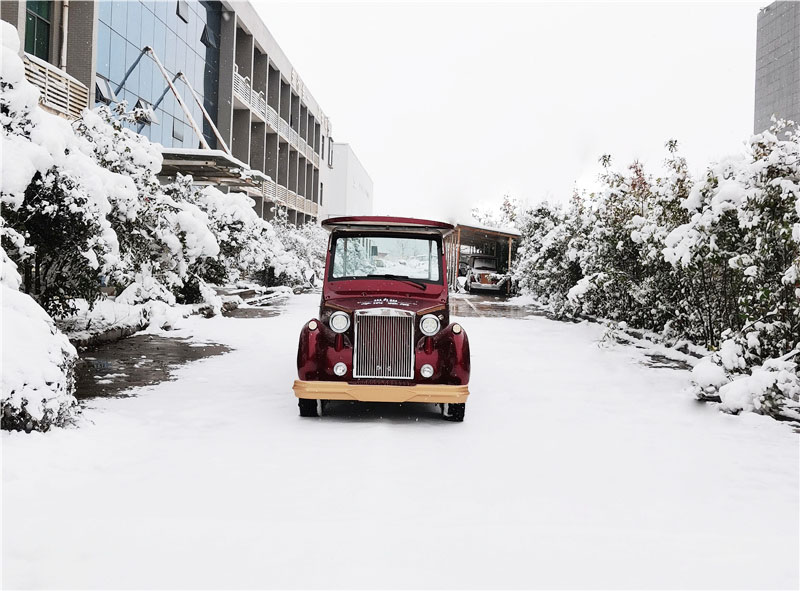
[177,72,231,155]
[60,0,69,69]
[144,47,210,150]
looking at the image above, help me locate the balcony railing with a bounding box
[23,53,88,119]
[262,179,318,217]
[233,64,267,122]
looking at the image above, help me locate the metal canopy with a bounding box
[444,223,521,291]
[159,148,269,190]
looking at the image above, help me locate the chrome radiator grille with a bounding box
[353,309,415,379]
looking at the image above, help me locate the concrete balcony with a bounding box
[233,64,267,122]
[23,53,89,120]
[262,179,317,218]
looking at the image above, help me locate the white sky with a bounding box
[252,0,762,222]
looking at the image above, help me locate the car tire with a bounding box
[298,398,320,417]
[442,402,465,422]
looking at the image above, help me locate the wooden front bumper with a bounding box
[293,380,469,404]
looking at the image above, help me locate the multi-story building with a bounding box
[323,142,374,218]
[754,1,800,133]
[1,0,347,225]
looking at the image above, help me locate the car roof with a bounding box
[322,216,454,235]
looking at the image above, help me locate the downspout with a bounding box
[60,0,69,69]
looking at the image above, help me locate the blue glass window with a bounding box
[140,5,154,50]
[153,18,166,61]
[165,32,176,73]
[155,0,167,23]
[110,0,126,35]
[165,0,177,33]
[139,55,153,102]
[124,42,141,96]
[96,22,111,79]
[109,30,126,85]
[98,0,112,25]
[126,1,141,48]
[174,38,186,76]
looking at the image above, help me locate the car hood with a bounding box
[323,294,446,315]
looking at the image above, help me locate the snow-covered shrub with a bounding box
[1,23,123,316]
[263,207,328,286]
[509,130,799,421]
[513,197,586,315]
[1,247,77,432]
[192,185,285,285]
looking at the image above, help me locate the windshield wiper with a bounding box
[374,274,427,290]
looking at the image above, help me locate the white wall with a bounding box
[322,143,373,218]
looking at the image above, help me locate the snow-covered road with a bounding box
[3,294,798,589]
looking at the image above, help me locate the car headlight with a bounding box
[420,314,440,336]
[329,311,350,333]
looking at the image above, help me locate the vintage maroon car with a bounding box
[293,216,471,421]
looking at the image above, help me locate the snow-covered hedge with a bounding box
[1,22,328,431]
[511,133,800,421]
[1,249,77,432]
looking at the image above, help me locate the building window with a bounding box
[95,75,118,105]
[24,1,51,61]
[321,136,325,157]
[176,0,189,23]
[328,142,334,167]
[135,99,159,124]
[172,119,184,141]
[200,25,218,49]
[319,182,323,206]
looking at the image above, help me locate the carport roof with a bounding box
[453,223,520,248]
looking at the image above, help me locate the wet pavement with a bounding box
[74,294,687,402]
[74,334,231,400]
[450,293,547,318]
[74,300,290,400]
[222,305,282,319]
[451,293,691,371]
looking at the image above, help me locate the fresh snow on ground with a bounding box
[2,294,798,589]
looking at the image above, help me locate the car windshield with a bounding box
[330,234,442,283]
[472,257,497,271]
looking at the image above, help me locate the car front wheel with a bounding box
[298,398,321,417]
[442,402,465,422]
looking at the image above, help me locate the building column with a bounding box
[217,10,237,149]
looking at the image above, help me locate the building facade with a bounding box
[754,1,800,133]
[1,0,352,225]
[323,143,374,219]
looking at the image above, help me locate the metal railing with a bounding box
[233,64,267,122]
[23,53,88,119]
[266,105,279,130]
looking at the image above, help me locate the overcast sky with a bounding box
[252,0,762,222]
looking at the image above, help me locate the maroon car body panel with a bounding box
[296,216,470,388]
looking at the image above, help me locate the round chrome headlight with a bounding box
[420,364,434,378]
[420,314,440,336]
[333,362,347,376]
[329,311,350,333]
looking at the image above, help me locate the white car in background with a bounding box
[465,255,512,295]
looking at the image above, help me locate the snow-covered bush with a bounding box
[1,247,77,432]
[1,22,123,316]
[509,130,799,422]
[513,197,586,315]
[264,207,328,286]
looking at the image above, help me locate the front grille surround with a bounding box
[353,308,415,380]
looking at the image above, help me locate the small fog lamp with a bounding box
[329,311,350,333]
[420,314,441,336]
[308,320,318,331]
[333,362,347,376]
[452,323,462,334]
[420,364,434,378]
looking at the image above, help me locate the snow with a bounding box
[3,294,797,588]
[1,279,77,424]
